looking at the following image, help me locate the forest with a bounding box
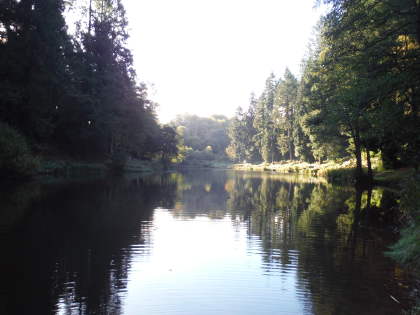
[0,0,179,176]
[227,0,420,182]
[169,114,230,167]
[1,0,418,180]
[0,0,419,313]
[225,0,420,280]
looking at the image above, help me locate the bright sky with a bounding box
[123,0,326,122]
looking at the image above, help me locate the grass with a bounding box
[234,160,356,176]
[233,157,416,185]
[230,170,328,184]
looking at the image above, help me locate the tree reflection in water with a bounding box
[1,175,177,315]
[0,170,415,315]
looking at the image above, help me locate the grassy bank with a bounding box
[233,160,363,181]
[233,159,416,185]
[234,160,343,175]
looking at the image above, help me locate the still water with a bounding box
[0,170,415,314]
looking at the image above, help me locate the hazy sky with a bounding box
[121,0,326,122]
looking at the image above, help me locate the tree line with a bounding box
[227,0,420,181]
[170,114,230,166]
[0,0,177,175]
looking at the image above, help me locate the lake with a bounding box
[0,170,415,314]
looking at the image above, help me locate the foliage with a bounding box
[171,114,230,154]
[0,0,71,142]
[274,69,298,160]
[178,148,227,168]
[0,0,174,171]
[226,96,261,163]
[323,168,357,184]
[387,175,420,269]
[171,114,231,166]
[158,126,178,166]
[228,71,312,164]
[253,73,279,162]
[227,0,420,184]
[0,122,39,178]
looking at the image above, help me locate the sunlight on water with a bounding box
[124,209,306,315]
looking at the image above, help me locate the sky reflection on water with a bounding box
[0,170,414,315]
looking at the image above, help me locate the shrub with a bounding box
[387,175,420,270]
[324,168,356,184]
[0,122,39,178]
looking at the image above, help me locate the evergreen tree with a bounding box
[299,54,348,162]
[254,73,279,162]
[226,107,248,162]
[0,0,167,167]
[65,0,160,159]
[0,0,71,143]
[274,68,298,161]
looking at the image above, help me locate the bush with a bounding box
[324,167,356,184]
[387,175,420,270]
[0,122,39,178]
[386,175,420,315]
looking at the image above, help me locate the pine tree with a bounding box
[274,68,298,161]
[254,73,279,162]
[0,0,71,143]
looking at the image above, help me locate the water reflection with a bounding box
[1,176,176,315]
[0,171,414,314]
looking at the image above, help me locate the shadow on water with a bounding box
[0,170,416,314]
[0,174,177,315]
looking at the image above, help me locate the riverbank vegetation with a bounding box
[225,0,420,301]
[233,157,380,180]
[1,0,419,312]
[387,175,420,266]
[0,0,179,178]
[227,0,419,184]
[233,157,418,187]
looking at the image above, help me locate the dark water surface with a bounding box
[0,170,415,314]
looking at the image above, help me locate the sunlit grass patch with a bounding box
[233,156,416,186]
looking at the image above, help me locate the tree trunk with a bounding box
[354,128,363,182]
[289,138,293,161]
[362,187,372,227]
[366,149,373,182]
[287,128,293,161]
[416,0,420,45]
[354,186,362,222]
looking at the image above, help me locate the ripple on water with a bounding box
[2,170,414,315]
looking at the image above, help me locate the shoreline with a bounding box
[233,160,417,186]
